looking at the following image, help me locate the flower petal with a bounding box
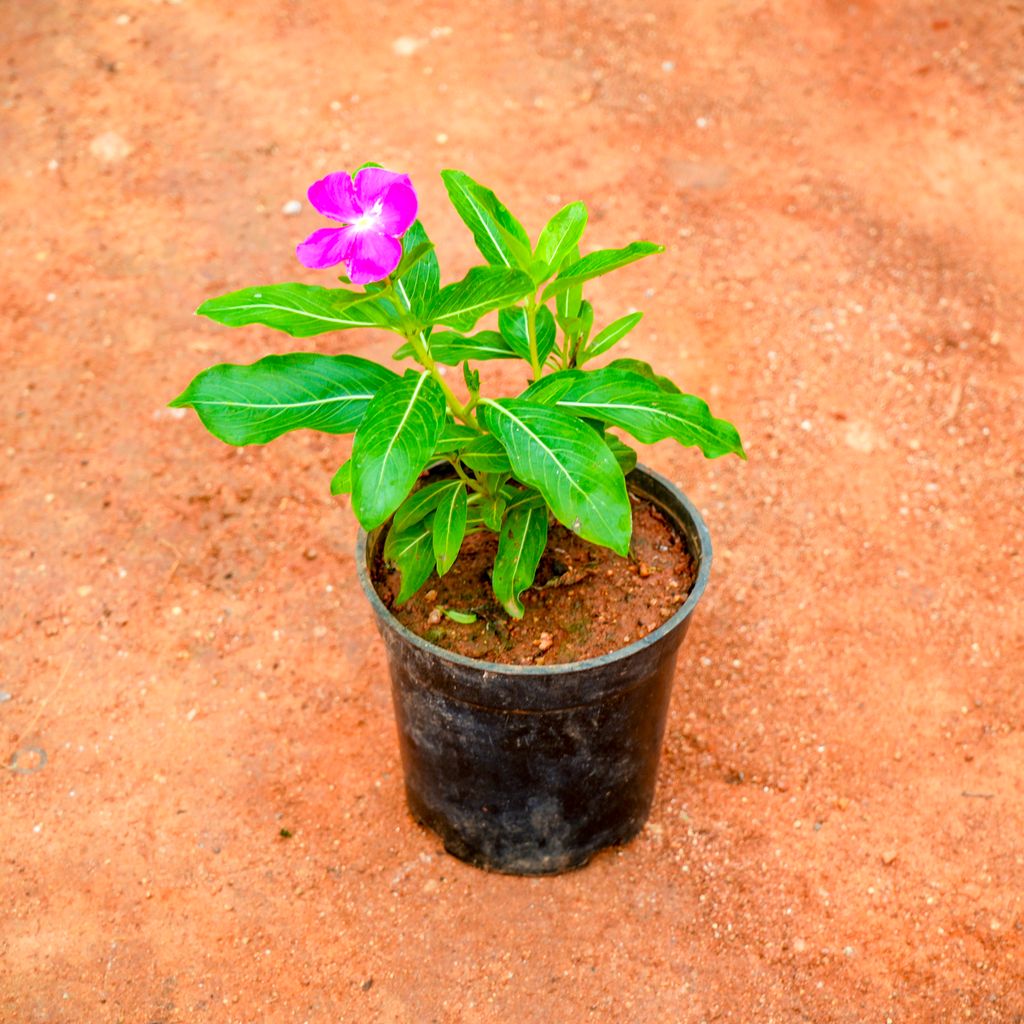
[295,227,351,269]
[354,167,414,209]
[375,183,418,236]
[307,172,362,222]
[341,229,402,284]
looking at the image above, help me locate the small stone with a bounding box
[638,562,653,578]
[89,130,133,163]
[0,691,10,702]
[792,937,807,953]
[303,548,318,560]
[536,632,553,652]
[392,36,423,56]
[313,625,328,639]
[281,199,303,216]
[425,590,438,602]
[77,585,93,597]
[427,608,443,626]
[881,850,898,866]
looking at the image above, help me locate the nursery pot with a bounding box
[356,465,712,876]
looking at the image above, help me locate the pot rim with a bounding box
[355,463,712,676]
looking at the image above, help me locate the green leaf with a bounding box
[440,169,533,270]
[395,330,518,365]
[582,312,644,362]
[392,220,439,320]
[392,478,458,532]
[539,367,745,458]
[432,482,468,575]
[384,516,436,605]
[555,246,583,325]
[498,305,557,364]
[533,201,588,282]
[442,608,477,624]
[196,283,403,337]
[492,501,549,618]
[478,491,507,531]
[427,266,535,333]
[605,435,638,475]
[351,371,447,530]
[603,357,680,394]
[578,300,595,343]
[460,433,512,474]
[330,459,353,495]
[479,398,631,555]
[169,353,399,446]
[433,421,479,455]
[542,242,664,301]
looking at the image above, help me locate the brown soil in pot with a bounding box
[372,495,696,665]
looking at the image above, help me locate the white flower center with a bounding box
[352,200,384,232]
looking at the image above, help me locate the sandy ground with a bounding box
[3,1,1023,1021]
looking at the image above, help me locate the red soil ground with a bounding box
[2,1,1022,1021]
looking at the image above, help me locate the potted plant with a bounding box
[172,165,745,875]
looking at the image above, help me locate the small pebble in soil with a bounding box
[881,850,898,865]
[427,608,443,625]
[0,691,11,703]
[89,130,133,163]
[536,632,553,652]
[281,199,303,216]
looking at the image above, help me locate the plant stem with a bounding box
[406,330,482,429]
[383,274,481,431]
[449,457,484,493]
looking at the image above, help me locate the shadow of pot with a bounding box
[356,464,712,876]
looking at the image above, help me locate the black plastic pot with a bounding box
[356,465,712,875]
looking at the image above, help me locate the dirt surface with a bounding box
[3,1,1024,1021]
[375,493,696,664]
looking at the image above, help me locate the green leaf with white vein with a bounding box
[492,501,549,618]
[351,371,447,530]
[533,201,588,282]
[169,353,399,446]
[384,516,437,605]
[603,357,681,393]
[555,246,583,325]
[542,242,663,301]
[538,367,746,459]
[427,267,535,332]
[479,398,631,555]
[440,170,533,271]
[433,421,479,455]
[582,312,643,362]
[432,482,468,575]
[392,479,458,532]
[196,283,403,337]
[498,305,557,364]
[394,330,518,365]
[460,433,512,474]
[393,220,440,320]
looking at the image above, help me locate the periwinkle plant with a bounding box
[172,166,745,616]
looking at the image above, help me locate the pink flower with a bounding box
[296,168,418,284]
